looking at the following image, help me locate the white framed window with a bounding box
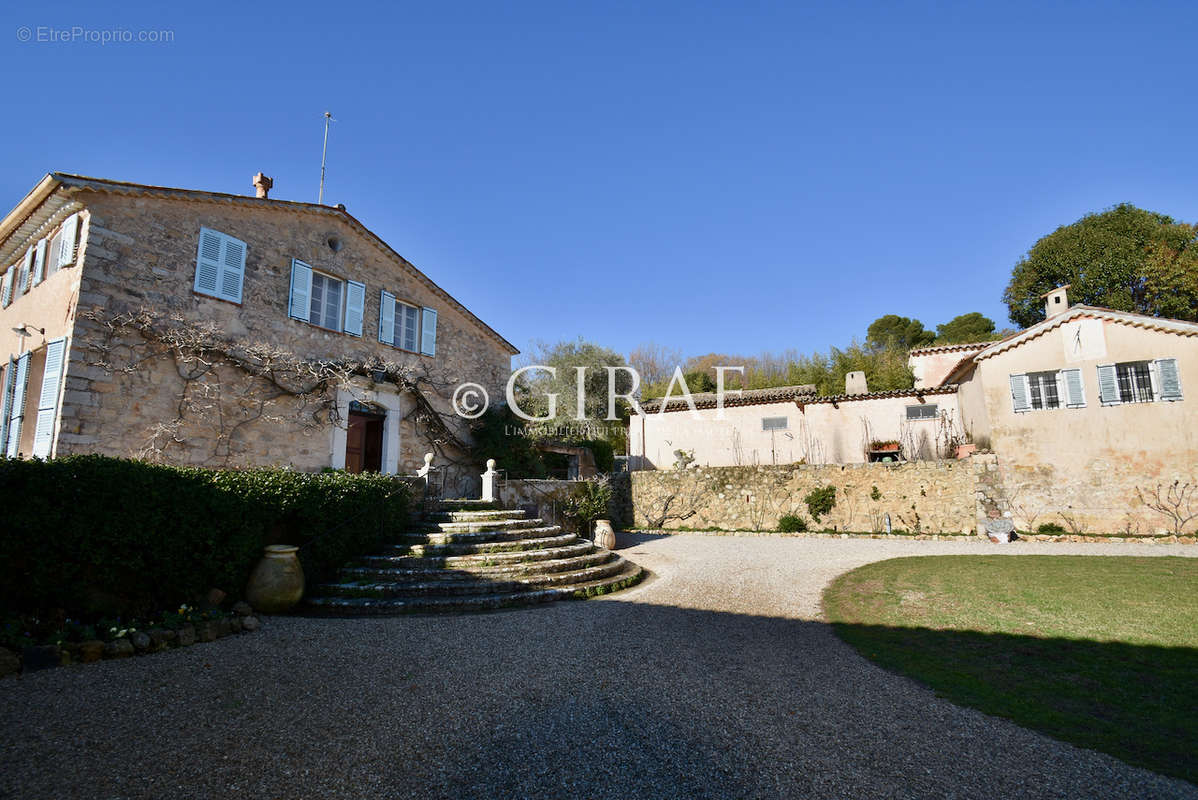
[0,267,12,308]
[1010,368,1085,412]
[288,259,364,335]
[905,403,939,420]
[1098,359,1182,405]
[193,227,246,303]
[378,290,437,356]
[761,416,788,431]
[310,271,344,331]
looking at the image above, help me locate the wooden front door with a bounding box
[345,411,384,473]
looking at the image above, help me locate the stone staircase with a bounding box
[305,502,644,614]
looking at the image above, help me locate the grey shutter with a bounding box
[32,239,47,286]
[6,352,30,457]
[344,280,365,336]
[32,338,67,458]
[1155,358,1182,401]
[1062,368,1085,408]
[218,233,246,303]
[19,248,33,294]
[1097,364,1120,405]
[1,269,11,307]
[378,290,395,344]
[420,307,437,356]
[57,214,79,267]
[1009,374,1030,413]
[0,357,14,452]
[289,259,313,321]
[194,228,222,297]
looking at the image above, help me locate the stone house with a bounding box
[0,173,517,486]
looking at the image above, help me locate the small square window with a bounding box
[762,416,788,431]
[905,404,938,420]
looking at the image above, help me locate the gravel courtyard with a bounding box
[1,534,1195,799]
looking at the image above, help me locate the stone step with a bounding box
[339,549,614,583]
[353,539,595,571]
[431,499,503,512]
[386,531,580,558]
[422,509,528,524]
[395,524,560,546]
[319,555,629,599]
[305,562,645,615]
[414,518,546,534]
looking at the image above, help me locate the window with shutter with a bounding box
[1009,374,1031,413]
[394,301,420,351]
[57,214,79,268]
[17,248,33,296]
[0,357,14,453]
[1115,361,1154,403]
[309,271,344,331]
[288,259,313,322]
[6,352,30,457]
[344,281,366,337]
[1154,358,1183,401]
[378,290,395,345]
[1097,364,1120,405]
[32,338,67,458]
[194,228,246,303]
[420,308,437,356]
[32,239,47,286]
[0,268,12,308]
[46,230,62,279]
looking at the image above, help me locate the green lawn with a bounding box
[822,555,1198,783]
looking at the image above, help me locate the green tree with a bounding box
[866,315,936,350]
[934,312,998,344]
[1003,203,1198,327]
[519,338,632,451]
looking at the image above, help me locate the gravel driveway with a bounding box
[1,534,1195,799]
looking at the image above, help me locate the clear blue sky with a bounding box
[3,1,1195,361]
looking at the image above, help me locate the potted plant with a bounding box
[869,439,901,452]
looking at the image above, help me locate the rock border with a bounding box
[632,529,1197,544]
[0,604,263,679]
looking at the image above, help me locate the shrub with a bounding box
[562,478,613,535]
[804,485,837,522]
[1037,522,1067,534]
[778,514,808,533]
[0,455,410,619]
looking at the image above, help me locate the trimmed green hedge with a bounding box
[0,455,411,618]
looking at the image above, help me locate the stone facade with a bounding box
[0,174,516,483]
[630,460,979,534]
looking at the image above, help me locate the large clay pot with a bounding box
[245,545,305,613]
[593,519,616,550]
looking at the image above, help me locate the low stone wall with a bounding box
[497,473,633,533]
[630,461,978,534]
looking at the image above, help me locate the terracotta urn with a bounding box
[593,519,616,550]
[245,545,305,613]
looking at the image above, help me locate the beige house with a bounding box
[938,287,1196,532]
[0,173,517,486]
[629,382,964,468]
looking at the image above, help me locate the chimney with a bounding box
[252,172,273,199]
[1041,284,1071,318]
[845,370,868,395]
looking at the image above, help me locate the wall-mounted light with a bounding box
[11,324,45,337]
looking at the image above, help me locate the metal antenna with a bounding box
[318,111,336,204]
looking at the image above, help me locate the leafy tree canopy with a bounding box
[865,315,936,350]
[934,312,998,344]
[1003,203,1198,327]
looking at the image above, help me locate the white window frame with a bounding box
[394,299,421,352]
[309,270,346,332]
[905,403,939,421]
[761,416,788,431]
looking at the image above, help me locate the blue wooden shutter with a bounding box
[194,228,223,297]
[289,259,313,321]
[1,269,11,307]
[6,352,30,457]
[32,338,67,458]
[57,214,79,268]
[420,308,437,356]
[1009,374,1030,413]
[218,233,246,303]
[344,280,366,336]
[1155,358,1182,401]
[1061,368,1085,408]
[0,357,14,453]
[1097,364,1120,405]
[32,239,47,286]
[378,290,395,344]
